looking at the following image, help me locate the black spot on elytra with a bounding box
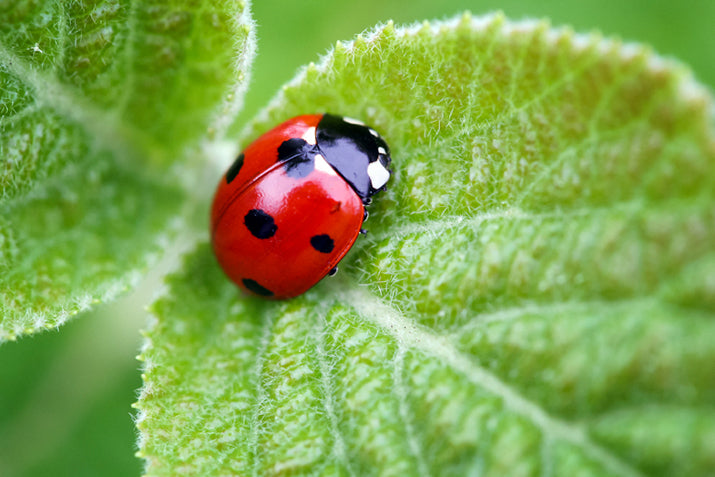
[244,209,277,239]
[278,137,316,178]
[242,278,273,297]
[225,153,244,184]
[310,234,334,253]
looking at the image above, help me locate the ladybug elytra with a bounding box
[210,114,392,299]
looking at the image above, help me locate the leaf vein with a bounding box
[0,39,147,160]
[372,193,711,242]
[246,311,277,477]
[314,307,356,476]
[392,346,431,477]
[117,0,139,117]
[516,72,680,207]
[338,285,645,477]
[448,297,656,338]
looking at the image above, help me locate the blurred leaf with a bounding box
[0,0,255,340]
[0,302,143,477]
[138,13,715,476]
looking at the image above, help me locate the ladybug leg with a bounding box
[328,266,338,276]
[363,210,369,221]
[359,228,368,235]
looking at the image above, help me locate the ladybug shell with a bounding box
[211,115,364,299]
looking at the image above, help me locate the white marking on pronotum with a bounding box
[301,126,317,144]
[378,146,387,155]
[342,116,365,126]
[368,128,379,137]
[314,154,337,176]
[367,160,390,189]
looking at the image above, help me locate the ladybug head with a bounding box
[316,114,392,203]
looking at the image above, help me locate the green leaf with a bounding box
[0,0,255,340]
[137,13,715,476]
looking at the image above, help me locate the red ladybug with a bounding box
[211,114,392,299]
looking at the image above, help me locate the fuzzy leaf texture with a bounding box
[0,0,255,340]
[138,13,715,477]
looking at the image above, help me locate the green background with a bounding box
[1,0,712,475]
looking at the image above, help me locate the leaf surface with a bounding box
[0,0,255,340]
[138,14,715,476]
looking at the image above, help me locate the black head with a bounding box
[316,114,391,203]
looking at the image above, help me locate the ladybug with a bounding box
[210,114,392,299]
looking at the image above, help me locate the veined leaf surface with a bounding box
[0,0,255,340]
[138,14,715,476]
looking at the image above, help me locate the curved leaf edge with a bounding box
[0,2,257,342]
[242,11,714,150]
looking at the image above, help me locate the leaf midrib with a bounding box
[334,283,645,477]
[0,41,144,159]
